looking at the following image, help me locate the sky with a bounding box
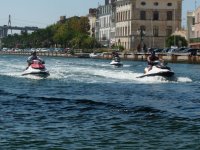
[0,0,198,29]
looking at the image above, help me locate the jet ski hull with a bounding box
[22,61,50,78]
[110,60,123,66]
[22,68,50,78]
[137,62,174,78]
[110,56,123,66]
[137,71,174,78]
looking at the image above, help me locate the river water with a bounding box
[0,55,199,149]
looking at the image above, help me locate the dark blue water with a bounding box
[0,55,200,149]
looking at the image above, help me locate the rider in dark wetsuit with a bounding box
[147,51,161,71]
[112,51,120,62]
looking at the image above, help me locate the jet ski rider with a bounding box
[27,51,44,68]
[147,50,163,71]
[112,51,120,62]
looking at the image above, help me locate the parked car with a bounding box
[167,48,177,53]
[175,47,189,53]
[183,48,199,56]
[154,48,163,53]
[162,48,170,53]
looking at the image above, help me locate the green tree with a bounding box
[79,17,90,34]
[53,23,73,47]
[2,16,92,50]
[166,35,188,48]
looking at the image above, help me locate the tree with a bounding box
[166,35,188,48]
[2,16,92,50]
[79,17,90,35]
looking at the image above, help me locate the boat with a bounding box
[22,59,50,78]
[110,56,123,66]
[137,60,174,78]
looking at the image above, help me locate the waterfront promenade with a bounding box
[0,50,200,64]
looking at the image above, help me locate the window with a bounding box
[166,26,172,36]
[153,26,159,37]
[128,26,130,35]
[125,26,127,36]
[102,34,106,40]
[167,11,173,20]
[153,11,159,20]
[140,11,146,20]
[154,2,159,6]
[141,2,146,6]
[140,25,146,31]
[193,18,195,25]
[167,3,172,6]
[128,10,130,20]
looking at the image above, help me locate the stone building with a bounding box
[187,11,195,40]
[95,0,182,51]
[115,0,132,50]
[88,9,97,37]
[188,6,200,48]
[194,6,200,38]
[95,0,116,47]
[115,0,182,51]
[134,0,182,50]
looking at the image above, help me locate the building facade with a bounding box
[95,0,182,51]
[115,0,132,50]
[188,6,200,48]
[95,1,116,47]
[132,0,182,51]
[88,9,97,37]
[187,11,195,40]
[194,6,200,38]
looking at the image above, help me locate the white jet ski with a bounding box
[137,60,174,78]
[22,59,50,78]
[110,57,123,67]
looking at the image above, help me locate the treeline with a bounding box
[2,16,101,49]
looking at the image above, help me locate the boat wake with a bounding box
[0,63,193,83]
[0,57,193,83]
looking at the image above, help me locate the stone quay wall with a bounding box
[1,51,200,64]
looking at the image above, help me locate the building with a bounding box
[58,16,67,24]
[88,9,97,37]
[115,0,132,50]
[132,0,182,51]
[194,6,200,38]
[95,0,182,51]
[188,6,200,48]
[187,11,195,40]
[95,0,116,47]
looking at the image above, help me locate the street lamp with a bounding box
[137,28,146,52]
[118,39,121,51]
[129,35,134,51]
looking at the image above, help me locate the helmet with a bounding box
[151,50,155,56]
[31,51,36,55]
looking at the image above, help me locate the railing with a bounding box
[1,51,200,64]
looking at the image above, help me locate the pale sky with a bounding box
[0,0,197,28]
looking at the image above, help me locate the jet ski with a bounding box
[22,59,50,78]
[110,56,123,67]
[137,60,174,78]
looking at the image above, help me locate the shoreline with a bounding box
[0,51,200,64]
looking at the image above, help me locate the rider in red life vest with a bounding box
[27,51,45,69]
